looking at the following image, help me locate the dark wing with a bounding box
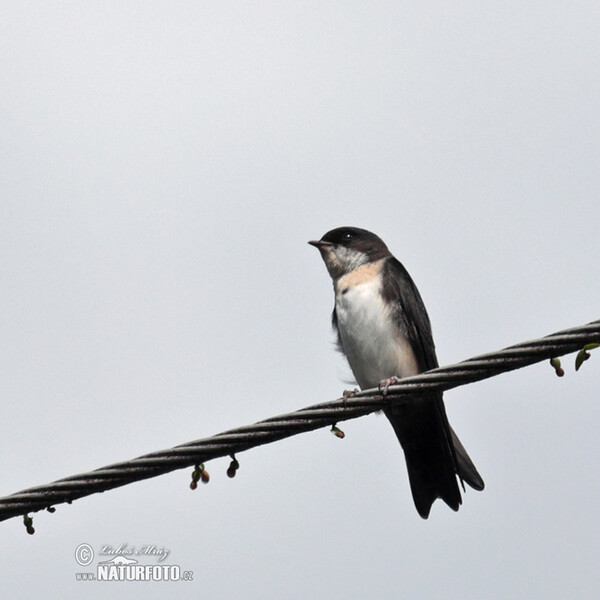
[381,257,439,372]
[382,256,485,513]
[331,307,344,353]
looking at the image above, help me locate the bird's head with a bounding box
[309,226,389,279]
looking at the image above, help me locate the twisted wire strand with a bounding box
[1,319,598,524]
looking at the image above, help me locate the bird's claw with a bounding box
[379,376,402,396]
[342,388,359,407]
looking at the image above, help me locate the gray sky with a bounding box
[1,2,599,598]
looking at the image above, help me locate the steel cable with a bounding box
[1,319,598,524]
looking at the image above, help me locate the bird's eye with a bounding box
[342,231,354,240]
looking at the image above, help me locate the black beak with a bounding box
[308,240,333,248]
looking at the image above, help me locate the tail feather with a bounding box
[384,393,483,518]
[451,427,485,491]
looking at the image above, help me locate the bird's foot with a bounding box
[378,376,402,396]
[342,388,359,407]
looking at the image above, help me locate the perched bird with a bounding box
[309,226,484,518]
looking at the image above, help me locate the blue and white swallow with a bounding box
[310,226,484,518]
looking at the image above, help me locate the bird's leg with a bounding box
[378,376,402,396]
[342,387,359,407]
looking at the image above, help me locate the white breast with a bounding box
[335,275,419,389]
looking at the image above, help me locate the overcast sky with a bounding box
[1,2,599,599]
